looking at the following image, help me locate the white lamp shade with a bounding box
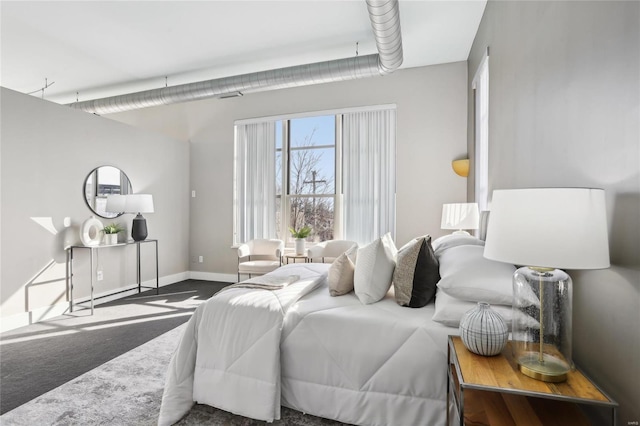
[105,195,126,213]
[124,194,154,214]
[484,188,610,270]
[441,203,480,230]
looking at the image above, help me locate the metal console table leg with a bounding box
[67,239,159,314]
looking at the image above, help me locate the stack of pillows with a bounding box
[430,234,520,328]
[326,232,530,330]
[328,232,441,308]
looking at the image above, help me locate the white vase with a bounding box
[80,216,103,246]
[104,233,118,245]
[459,302,508,356]
[295,238,305,255]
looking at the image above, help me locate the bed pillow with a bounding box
[354,233,397,304]
[328,245,357,296]
[432,234,485,259]
[393,235,440,308]
[437,244,515,305]
[432,291,539,330]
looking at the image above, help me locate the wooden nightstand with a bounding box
[447,336,617,426]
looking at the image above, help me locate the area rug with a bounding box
[0,323,344,426]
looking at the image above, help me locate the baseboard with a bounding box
[189,271,236,283]
[0,302,71,333]
[0,271,190,333]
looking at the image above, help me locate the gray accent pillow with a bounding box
[393,235,440,308]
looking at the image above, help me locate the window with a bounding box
[234,106,396,247]
[473,49,489,211]
[277,115,337,243]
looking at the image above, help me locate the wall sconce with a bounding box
[452,159,470,177]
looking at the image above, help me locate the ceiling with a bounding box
[0,1,486,106]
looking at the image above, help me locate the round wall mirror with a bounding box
[83,166,133,218]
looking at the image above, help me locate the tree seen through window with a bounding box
[276,115,336,242]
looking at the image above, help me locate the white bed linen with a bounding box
[281,271,458,426]
[158,263,328,426]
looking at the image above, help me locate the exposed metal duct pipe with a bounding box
[68,0,403,115]
[366,0,403,75]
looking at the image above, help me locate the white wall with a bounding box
[467,1,640,423]
[0,88,190,330]
[110,63,470,278]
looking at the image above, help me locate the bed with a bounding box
[279,272,455,426]
[159,231,516,426]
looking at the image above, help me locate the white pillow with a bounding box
[432,291,539,330]
[432,234,485,259]
[354,233,398,304]
[328,245,357,297]
[437,245,515,305]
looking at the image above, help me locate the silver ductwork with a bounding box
[366,0,403,75]
[68,0,403,114]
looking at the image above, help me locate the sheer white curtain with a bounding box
[342,109,396,245]
[473,50,489,212]
[233,122,276,245]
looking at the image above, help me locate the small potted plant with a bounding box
[102,223,124,245]
[289,225,312,254]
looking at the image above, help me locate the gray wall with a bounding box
[0,87,190,327]
[110,63,470,278]
[467,1,639,423]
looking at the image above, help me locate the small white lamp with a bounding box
[441,203,480,235]
[484,188,609,382]
[124,194,154,241]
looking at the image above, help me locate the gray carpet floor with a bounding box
[0,280,348,425]
[1,323,344,425]
[0,280,225,414]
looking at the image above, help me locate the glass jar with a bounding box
[512,266,573,382]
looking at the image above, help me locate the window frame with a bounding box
[233,104,395,247]
[278,115,339,245]
[472,48,490,212]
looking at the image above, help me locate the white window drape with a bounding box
[233,122,276,245]
[342,109,396,245]
[473,50,489,212]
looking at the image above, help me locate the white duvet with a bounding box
[159,262,457,426]
[158,263,328,426]
[281,273,456,426]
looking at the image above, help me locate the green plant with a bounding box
[103,223,125,234]
[289,225,312,239]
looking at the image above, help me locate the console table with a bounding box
[67,239,159,314]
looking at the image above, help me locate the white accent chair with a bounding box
[237,239,284,282]
[307,240,358,263]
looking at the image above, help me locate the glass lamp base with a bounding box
[517,351,570,382]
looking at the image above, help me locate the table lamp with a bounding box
[105,194,126,215]
[484,188,609,382]
[441,203,480,235]
[124,194,154,241]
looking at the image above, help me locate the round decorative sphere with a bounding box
[459,302,508,356]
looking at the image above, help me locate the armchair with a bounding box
[237,239,284,282]
[307,240,358,263]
